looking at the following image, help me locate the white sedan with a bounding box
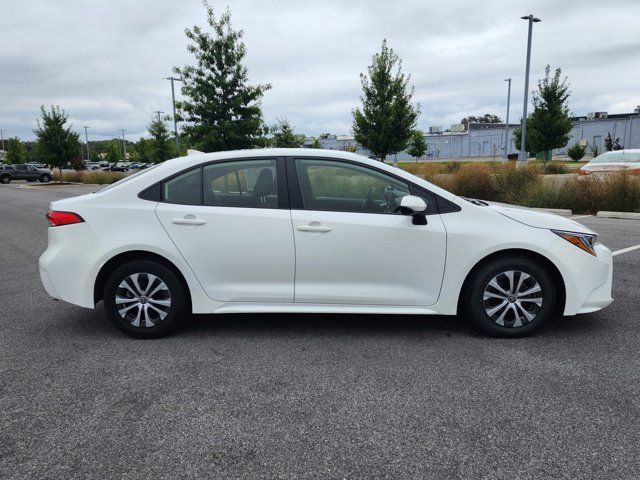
[579,149,640,176]
[39,149,613,338]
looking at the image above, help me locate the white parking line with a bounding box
[570,215,592,220]
[612,244,640,257]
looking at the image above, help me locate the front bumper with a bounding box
[548,239,613,315]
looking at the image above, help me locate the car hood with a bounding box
[485,202,595,234]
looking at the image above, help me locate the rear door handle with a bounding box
[296,224,332,233]
[172,216,206,226]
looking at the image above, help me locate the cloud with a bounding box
[1,0,639,141]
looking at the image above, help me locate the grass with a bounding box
[53,170,126,184]
[398,163,640,214]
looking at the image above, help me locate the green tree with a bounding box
[310,138,321,149]
[105,140,121,164]
[148,117,176,163]
[567,142,586,161]
[406,130,428,162]
[513,65,573,164]
[269,116,303,147]
[33,106,81,182]
[461,114,502,130]
[174,4,271,152]
[352,39,420,161]
[6,137,28,164]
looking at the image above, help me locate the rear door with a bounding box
[155,157,295,303]
[288,157,447,306]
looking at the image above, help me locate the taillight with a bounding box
[46,210,85,227]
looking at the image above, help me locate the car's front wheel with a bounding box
[461,256,557,337]
[103,260,187,338]
[0,175,11,184]
[39,174,51,183]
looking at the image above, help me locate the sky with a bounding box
[2,0,639,142]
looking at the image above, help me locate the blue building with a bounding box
[312,111,640,160]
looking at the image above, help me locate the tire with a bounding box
[103,260,188,338]
[40,174,51,183]
[0,175,11,184]
[461,256,557,338]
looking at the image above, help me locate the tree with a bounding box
[269,116,303,147]
[174,4,271,152]
[148,117,176,163]
[33,106,81,182]
[604,132,623,151]
[352,39,420,161]
[310,138,322,149]
[6,137,27,164]
[513,65,573,163]
[567,142,586,161]
[461,113,502,130]
[105,140,121,164]
[406,130,427,162]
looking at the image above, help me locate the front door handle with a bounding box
[296,223,332,233]
[172,215,206,226]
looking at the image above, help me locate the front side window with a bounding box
[295,159,410,214]
[203,159,278,208]
[163,167,201,205]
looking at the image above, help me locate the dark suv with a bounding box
[0,164,53,184]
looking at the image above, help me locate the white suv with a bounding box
[39,149,613,338]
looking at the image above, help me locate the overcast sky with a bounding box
[2,0,639,142]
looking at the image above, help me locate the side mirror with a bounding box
[399,195,428,225]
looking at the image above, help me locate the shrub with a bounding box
[567,143,586,161]
[599,171,640,212]
[448,165,496,200]
[544,163,568,174]
[53,170,126,184]
[493,164,540,204]
[556,177,603,214]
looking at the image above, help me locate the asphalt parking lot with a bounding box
[1,183,639,479]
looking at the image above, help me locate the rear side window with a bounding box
[163,168,201,205]
[203,159,278,208]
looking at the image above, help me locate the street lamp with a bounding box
[0,129,5,153]
[83,126,90,161]
[519,14,541,163]
[503,78,511,162]
[120,129,127,160]
[154,110,164,123]
[164,76,183,150]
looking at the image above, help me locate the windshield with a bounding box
[99,164,160,192]
[592,152,640,164]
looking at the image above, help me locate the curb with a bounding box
[596,211,640,220]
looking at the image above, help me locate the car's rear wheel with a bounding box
[461,256,556,337]
[39,174,51,183]
[103,260,187,338]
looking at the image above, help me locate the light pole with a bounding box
[164,76,183,150]
[83,126,90,161]
[120,129,127,160]
[0,129,5,153]
[503,78,511,162]
[154,110,164,123]
[519,14,541,163]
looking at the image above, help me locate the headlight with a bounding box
[552,230,598,256]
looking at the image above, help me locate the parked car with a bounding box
[39,149,613,339]
[579,149,640,176]
[1,163,53,184]
[102,164,129,172]
[129,162,140,170]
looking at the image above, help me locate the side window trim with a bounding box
[286,156,444,215]
[152,157,289,209]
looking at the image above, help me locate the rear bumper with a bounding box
[38,223,104,309]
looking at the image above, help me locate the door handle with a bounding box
[172,216,206,226]
[296,224,332,233]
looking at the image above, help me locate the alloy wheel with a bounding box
[115,273,171,328]
[482,270,543,328]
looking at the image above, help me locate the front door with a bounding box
[289,158,447,306]
[155,158,295,303]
